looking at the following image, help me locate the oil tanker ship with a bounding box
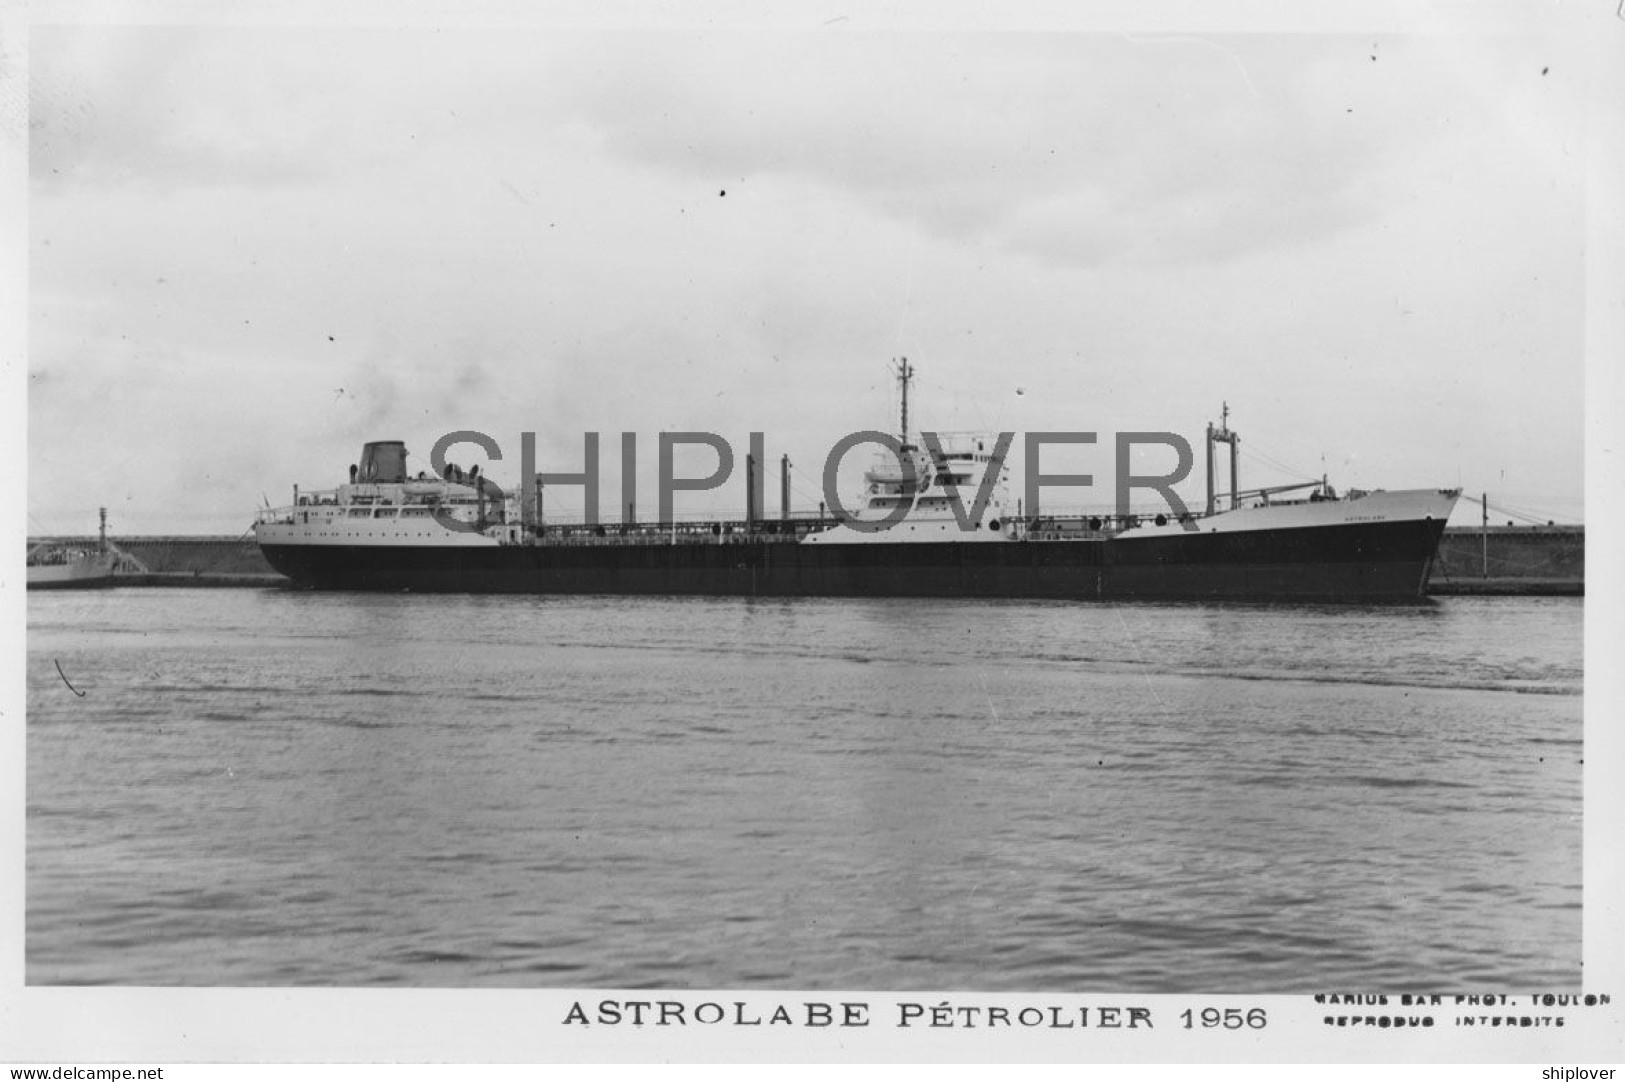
[255,366,1459,601]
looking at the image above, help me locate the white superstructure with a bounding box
[803,433,1024,544]
[256,441,512,548]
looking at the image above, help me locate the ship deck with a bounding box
[510,511,1161,546]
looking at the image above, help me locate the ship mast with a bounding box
[894,357,914,451]
[98,507,108,554]
[1205,403,1240,514]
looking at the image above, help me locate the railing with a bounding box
[510,510,1217,546]
[523,518,829,546]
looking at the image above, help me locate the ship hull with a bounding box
[260,516,1449,602]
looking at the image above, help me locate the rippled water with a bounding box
[26,589,1582,991]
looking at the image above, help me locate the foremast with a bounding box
[895,356,915,451]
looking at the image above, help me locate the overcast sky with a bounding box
[24,13,1594,532]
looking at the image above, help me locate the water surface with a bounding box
[27,589,1583,990]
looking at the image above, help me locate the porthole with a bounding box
[989,519,1000,531]
[1155,514,1167,526]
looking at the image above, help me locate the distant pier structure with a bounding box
[25,534,283,586]
[1429,524,1584,595]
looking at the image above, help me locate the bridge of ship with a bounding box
[257,484,500,527]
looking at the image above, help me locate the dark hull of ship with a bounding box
[260,517,1449,602]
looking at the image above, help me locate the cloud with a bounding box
[29,29,1515,268]
[24,26,1587,530]
[32,28,328,192]
[29,26,581,195]
[552,33,1433,268]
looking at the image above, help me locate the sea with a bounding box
[24,588,1584,992]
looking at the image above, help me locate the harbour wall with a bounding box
[1430,525,1584,594]
[113,536,278,576]
[26,535,283,585]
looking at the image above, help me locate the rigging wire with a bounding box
[923,377,1001,437]
[1232,434,1324,483]
[1238,427,1574,525]
[786,460,830,511]
[1484,498,1564,525]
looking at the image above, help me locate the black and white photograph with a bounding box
[6,0,1621,1068]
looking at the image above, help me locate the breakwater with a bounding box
[27,534,286,586]
[26,525,1583,594]
[1429,526,1583,595]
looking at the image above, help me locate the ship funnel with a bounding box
[358,440,408,484]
